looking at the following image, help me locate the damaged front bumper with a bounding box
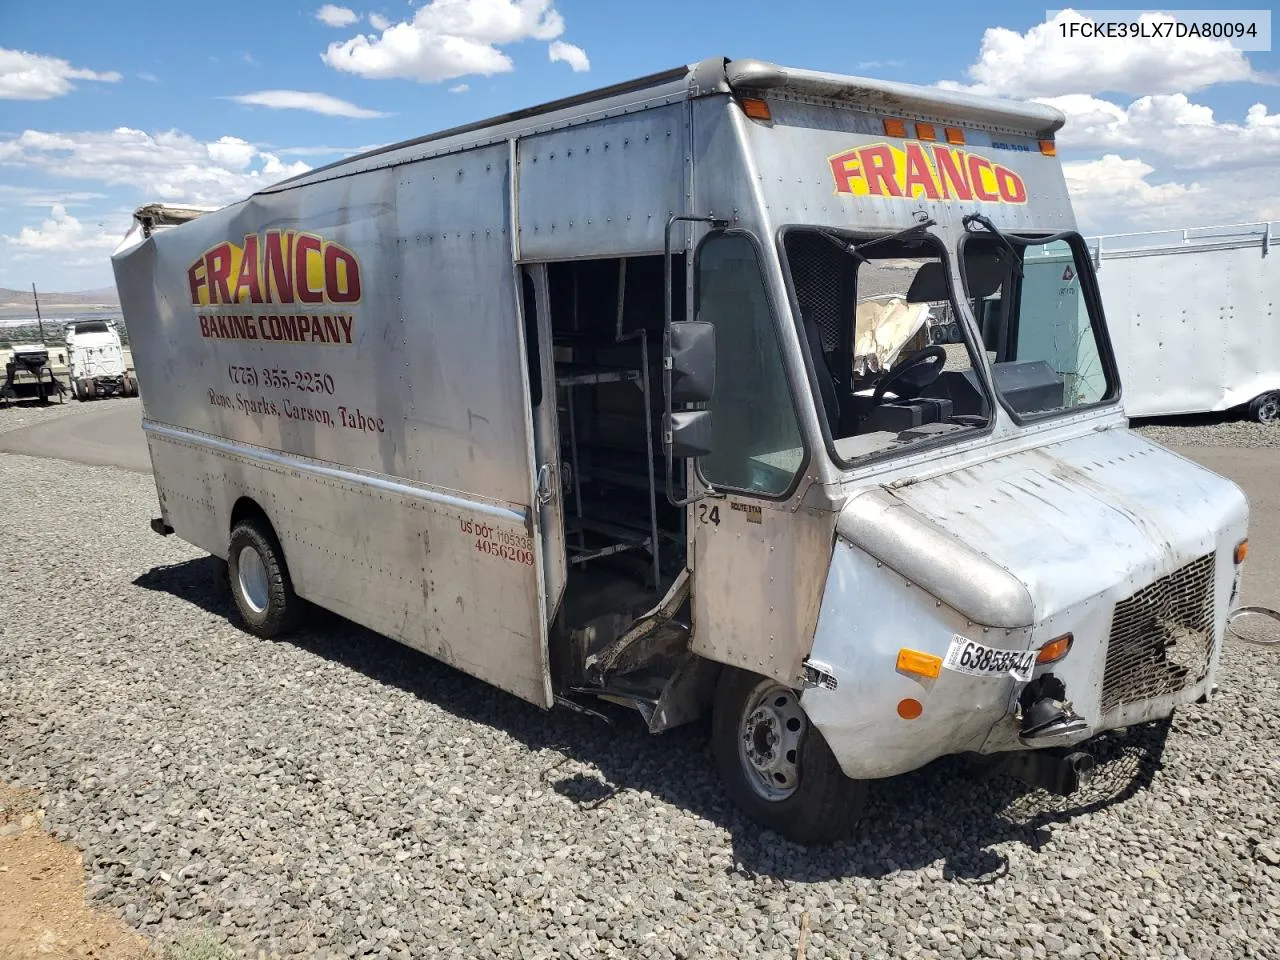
[799,428,1248,782]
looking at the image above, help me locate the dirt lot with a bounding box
[0,784,150,960]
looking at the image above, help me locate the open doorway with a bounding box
[530,254,688,647]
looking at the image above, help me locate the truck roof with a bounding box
[271,56,1065,195]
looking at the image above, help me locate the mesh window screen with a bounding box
[783,232,847,352]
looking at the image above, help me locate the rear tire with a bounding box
[84,377,97,400]
[122,374,137,397]
[71,379,83,402]
[1248,391,1279,424]
[227,518,301,638]
[712,667,866,844]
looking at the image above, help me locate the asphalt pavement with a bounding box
[0,398,150,473]
[1178,446,1277,609]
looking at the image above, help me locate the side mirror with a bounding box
[664,410,714,459]
[663,212,727,507]
[670,320,715,404]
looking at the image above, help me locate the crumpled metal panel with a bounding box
[888,428,1247,622]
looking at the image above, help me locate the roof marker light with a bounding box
[883,117,908,137]
[739,97,772,121]
[1039,139,1057,156]
[915,122,937,141]
[944,126,965,145]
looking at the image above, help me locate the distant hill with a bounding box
[0,286,120,308]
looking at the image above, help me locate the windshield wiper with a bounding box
[817,216,938,263]
[962,213,1023,277]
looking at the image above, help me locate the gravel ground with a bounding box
[1132,415,1280,449]
[2,452,1279,960]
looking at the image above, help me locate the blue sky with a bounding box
[2,2,1276,291]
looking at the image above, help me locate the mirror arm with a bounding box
[664,213,727,507]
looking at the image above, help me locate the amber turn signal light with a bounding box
[1234,539,1249,564]
[883,117,908,137]
[1039,139,1057,156]
[896,648,942,679]
[739,97,772,121]
[1036,633,1073,665]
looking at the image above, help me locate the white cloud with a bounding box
[2,204,120,252]
[369,13,390,30]
[547,40,588,72]
[448,83,469,93]
[0,185,108,207]
[943,10,1264,98]
[137,71,159,83]
[0,48,122,100]
[0,127,311,207]
[1064,154,1280,233]
[1044,93,1280,170]
[316,4,360,28]
[322,0,566,83]
[228,89,391,118]
[854,59,904,71]
[206,136,258,171]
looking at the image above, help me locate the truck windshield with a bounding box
[960,234,1116,418]
[781,228,991,464]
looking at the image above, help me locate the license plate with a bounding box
[943,635,1036,681]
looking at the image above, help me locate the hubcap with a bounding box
[737,682,807,801]
[237,545,270,614]
[1259,395,1279,424]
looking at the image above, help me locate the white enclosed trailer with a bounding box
[114,57,1250,842]
[1085,222,1280,422]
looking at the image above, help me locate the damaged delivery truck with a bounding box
[114,57,1249,843]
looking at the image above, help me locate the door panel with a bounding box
[685,232,831,686]
[521,265,568,620]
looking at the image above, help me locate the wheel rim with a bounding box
[737,681,807,801]
[1259,395,1280,424]
[237,545,270,614]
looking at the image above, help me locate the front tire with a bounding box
[712,667,866,844]
[1248,390,1279,424]
[227,519,301,638]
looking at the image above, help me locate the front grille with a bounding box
[1101,554,1216,713]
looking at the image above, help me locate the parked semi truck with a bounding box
[64,319,136,400]
[1080,222,1280,423]
[113,57,1249,842]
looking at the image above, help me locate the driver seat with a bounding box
[801,313,846,435]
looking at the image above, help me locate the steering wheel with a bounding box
[872,345,947,402]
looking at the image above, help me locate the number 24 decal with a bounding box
[698,504,720,526]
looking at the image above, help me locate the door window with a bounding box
[696,233,805,497]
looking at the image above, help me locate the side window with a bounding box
[696,233,804,496]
